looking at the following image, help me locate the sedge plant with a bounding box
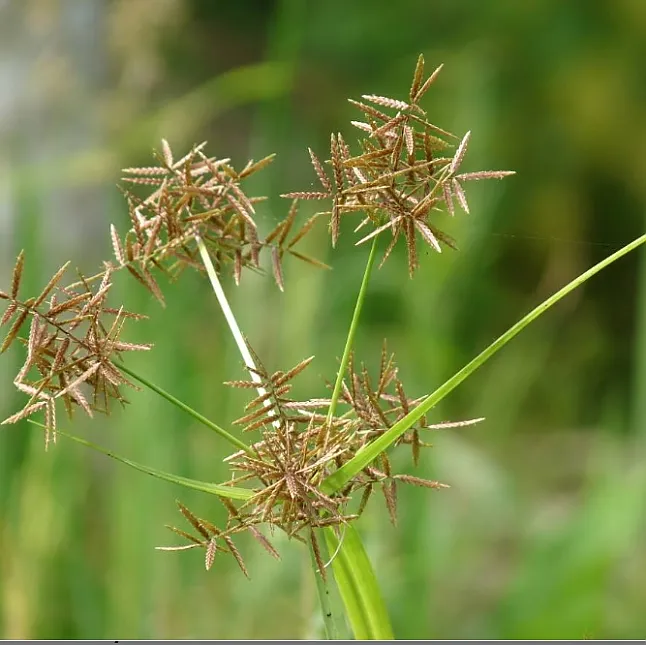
[1,55,645,640]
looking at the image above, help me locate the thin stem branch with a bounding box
[326,237,378,424]
[196,237,262,383]
[117,362,252,455]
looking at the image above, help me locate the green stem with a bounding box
[117,362,252,455]
[325,524,394,639]
[196,237,260,383]
[326,237,379,424]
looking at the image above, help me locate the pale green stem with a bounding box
[196,237,262,379]
[196,236,279,427]
[326,237,379,424]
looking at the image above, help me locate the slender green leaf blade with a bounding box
[323,232,646,494]
[28,421,252,500]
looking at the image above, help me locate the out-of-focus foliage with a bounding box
[1,0,646,639]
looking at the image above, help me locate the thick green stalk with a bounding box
[117,362,252,455]
[325,525,394,639]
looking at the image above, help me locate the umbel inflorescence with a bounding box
[283,55,513,276]
[0,55,512,576]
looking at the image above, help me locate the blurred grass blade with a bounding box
[322,231,646,494]
[325,524,394,640]
[56,61,294,186]
[27,420,252,500]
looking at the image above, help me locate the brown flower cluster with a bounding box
[159,344,482,576]
[0,253,150,447]
[118,140,326,295]
[283,54,514,276]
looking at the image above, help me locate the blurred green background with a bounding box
[2,0,646,639]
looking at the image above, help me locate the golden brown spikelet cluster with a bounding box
[118,140,327,295]
[0,253,150,447]
[158,342,482,576]
[283,54,514,276]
